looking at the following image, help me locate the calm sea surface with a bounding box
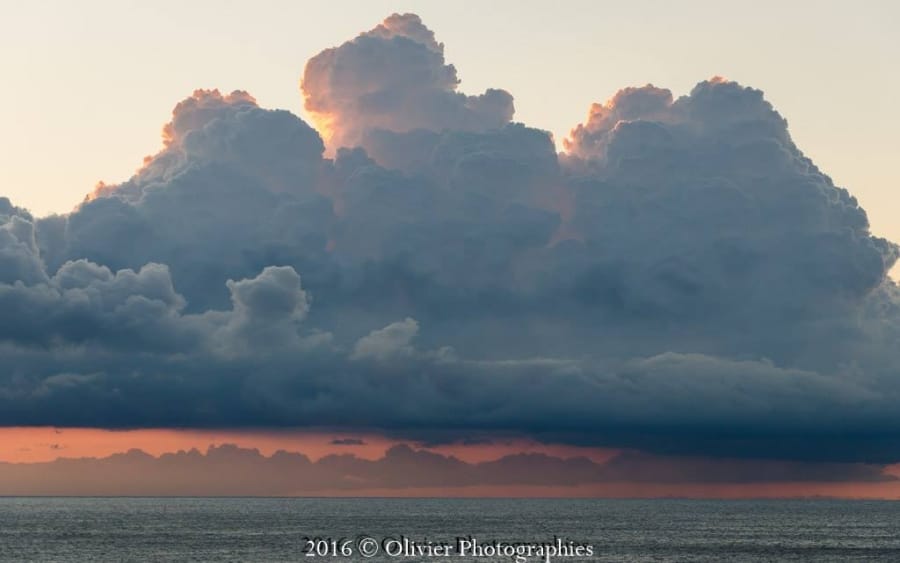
[1,498,899,562]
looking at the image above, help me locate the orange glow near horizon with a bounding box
[3,428,900,499]
[0,427,391,463]
[0,427,618,465]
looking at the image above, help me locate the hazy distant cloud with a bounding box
[0,15,899,464]
[0,444,891,496]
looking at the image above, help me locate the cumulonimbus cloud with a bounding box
[2,14,899,463]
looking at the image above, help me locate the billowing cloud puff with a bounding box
[91,89,325,201]
[57,88,333,311]
[214,266,316,354]
[351,317,419,361]
[0,199,46,285]
[552,79,898,367]
[301,13,514,151]
[563,84,675,159]
[2,15,900,464]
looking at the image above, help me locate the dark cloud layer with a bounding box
[2,14,900,463]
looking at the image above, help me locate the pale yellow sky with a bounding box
[1,0,897,275]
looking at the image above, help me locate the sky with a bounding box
[1,1,900,497]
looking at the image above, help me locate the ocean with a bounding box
[1,498,899,562]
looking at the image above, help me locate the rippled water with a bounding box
[1,498,900,562]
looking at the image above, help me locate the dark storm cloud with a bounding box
[2,14,900,463]
[330,438,366,446]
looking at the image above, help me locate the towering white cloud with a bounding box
[553,79,898,370]
[301,13,514,151]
